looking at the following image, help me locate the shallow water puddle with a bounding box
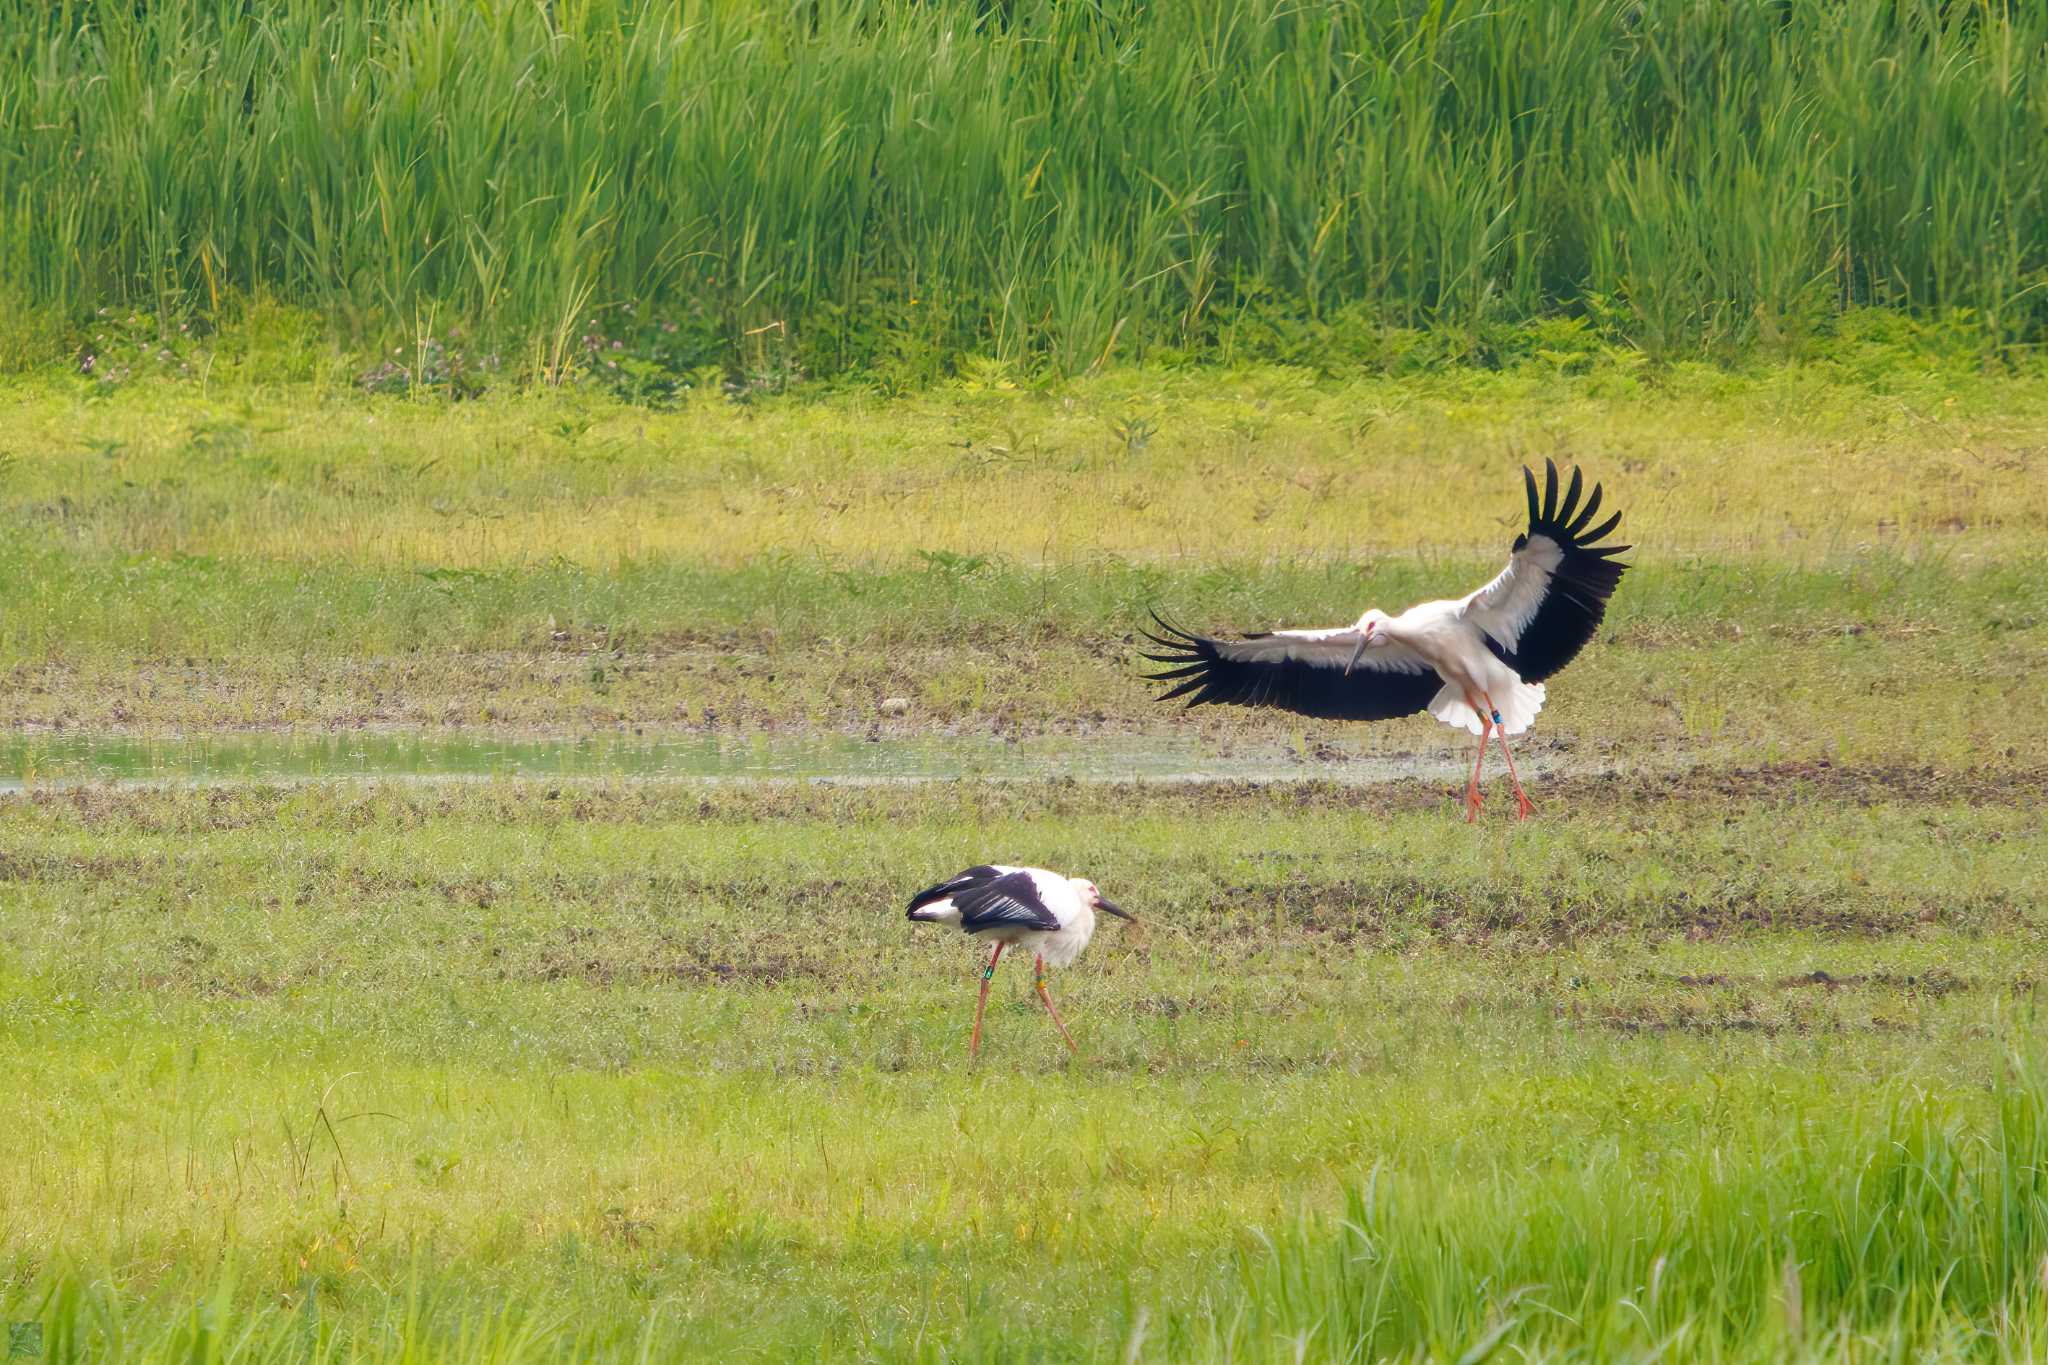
[0,731,1508,793]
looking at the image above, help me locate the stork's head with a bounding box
[1068,877,1132,921]
[1344,609,1394,675]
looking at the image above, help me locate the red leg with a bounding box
[1035,955,1079,1055]
[1463,697,1492,823]
[969,942,1004,1059]
[1483,694,1536,820]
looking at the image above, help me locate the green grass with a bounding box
[3,0,2045,377]
[2,354,2044,764]
[4,348,2048,1357]
[3,776,2047,1359]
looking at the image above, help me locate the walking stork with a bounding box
[907,865,1131,1059]
[1143,461,1629,820]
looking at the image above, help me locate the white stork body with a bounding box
[1144,461,1629,820]
[1271,600,1547,738]
[906,864,1131,1058]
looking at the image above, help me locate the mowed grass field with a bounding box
[3,351,2048,1359]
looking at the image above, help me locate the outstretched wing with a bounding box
[1140,615,1441,722]
[954,870,1061,934]
[1460,460,1630,683]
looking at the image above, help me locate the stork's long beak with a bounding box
[1343,632,1369,677]
[1097,899,1133,921]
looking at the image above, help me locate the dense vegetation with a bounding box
[3,0,2045,384]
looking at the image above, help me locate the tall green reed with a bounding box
[1,0,2042,376]
[1200,1057,2048,1361]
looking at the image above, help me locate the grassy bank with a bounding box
[3,774,2045,1358]
[3,0,2045,376]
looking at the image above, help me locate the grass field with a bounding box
[4,343,2045,756]
[4,773,2047,1359]
[6,3,2047,1357]
[2,339,2046,1359]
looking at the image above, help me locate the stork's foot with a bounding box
[1463,786,1484,822]
[1513,790,1535,821]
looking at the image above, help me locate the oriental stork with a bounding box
[1142,461,1629,820]
[907,865,1132,1059]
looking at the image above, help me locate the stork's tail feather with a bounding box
[907,900,963,925]
[1429,679,1546,737]
[906,884,964,924]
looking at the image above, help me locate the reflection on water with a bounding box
[0,731,1488,792]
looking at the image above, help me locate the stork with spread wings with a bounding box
[1143,461,1630,821]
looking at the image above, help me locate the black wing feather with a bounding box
[907,864,1002,917]
[955,870,1060,933]
[1140,615,1439,723]
[1488,459,1631,683]
[1566,483,1603,537]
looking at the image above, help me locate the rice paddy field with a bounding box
[5,1,2048,1361]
